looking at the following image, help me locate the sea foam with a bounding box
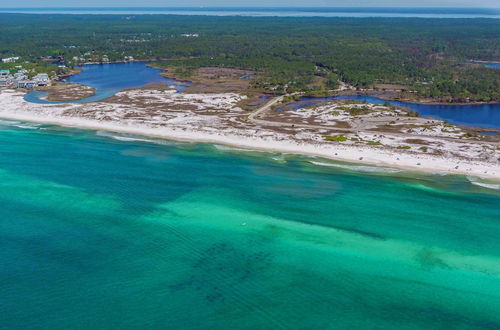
[467,176,500,190]
[310,161,400,173]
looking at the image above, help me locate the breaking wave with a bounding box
[95,131,181,145]
[108,135,157,143]
[467,176,500,190]
[213,145,257,152]
[310,161,401,173]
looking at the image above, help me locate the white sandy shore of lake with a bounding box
[0,89,499,181]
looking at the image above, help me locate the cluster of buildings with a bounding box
[1,56,20,63]
[0,70,50,89]
[72,54,113,64]
[69,51,138,64]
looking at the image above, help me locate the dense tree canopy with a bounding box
[0,14,498,101]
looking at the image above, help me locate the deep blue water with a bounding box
[472,61,500,69]
[0,7,499,18]
[24,62,189,104]
[286,95,500,129]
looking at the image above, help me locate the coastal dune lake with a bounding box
[24,62,189,104]
[284,92,500,130]
[25,61,500,129]
[0,122,500,329]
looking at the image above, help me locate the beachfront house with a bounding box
[16,80,36,89]
[0,73,14,86]
[33,73,50,86]
[14,72,27,80]
[0,69,10,77]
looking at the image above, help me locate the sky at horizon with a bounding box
[0,1,498,9]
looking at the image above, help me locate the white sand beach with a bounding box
[0,88,499,180]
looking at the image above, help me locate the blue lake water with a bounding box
[23,61,500,129]
[0,121,499,329]
[472,62,500,69]
[286,95,500,129]
[24,62,189,104]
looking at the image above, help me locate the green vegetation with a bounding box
[441,128,461,134]
[348,107,373,116]
[368,141,383,146]
[405,110,420,117]
[0,60,68,77]
[283,95,301,102]
[462,132,478,138]
[324,135,348,142]
[0,14,498,101]
[397,145,411,149]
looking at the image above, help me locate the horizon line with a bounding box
[1,6,499,9]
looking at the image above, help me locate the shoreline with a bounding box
[375,94,500,106]
[1,86,498,182]
[469,59,500,64]
[339,90,500,106]
[60,61,499,106]
[0,109,498,182]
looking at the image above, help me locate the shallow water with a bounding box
[0,121,499,329]
[286,95,500,129]
[24,62,189,104]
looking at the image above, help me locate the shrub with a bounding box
[348,107,373,116]
[324,135,347,142]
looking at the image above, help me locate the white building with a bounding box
[16,80,36,89]
[33,73,50,86]
[2,57,20,63]
[14,72,27,80]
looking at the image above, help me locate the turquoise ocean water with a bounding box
[1,121,500,329]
